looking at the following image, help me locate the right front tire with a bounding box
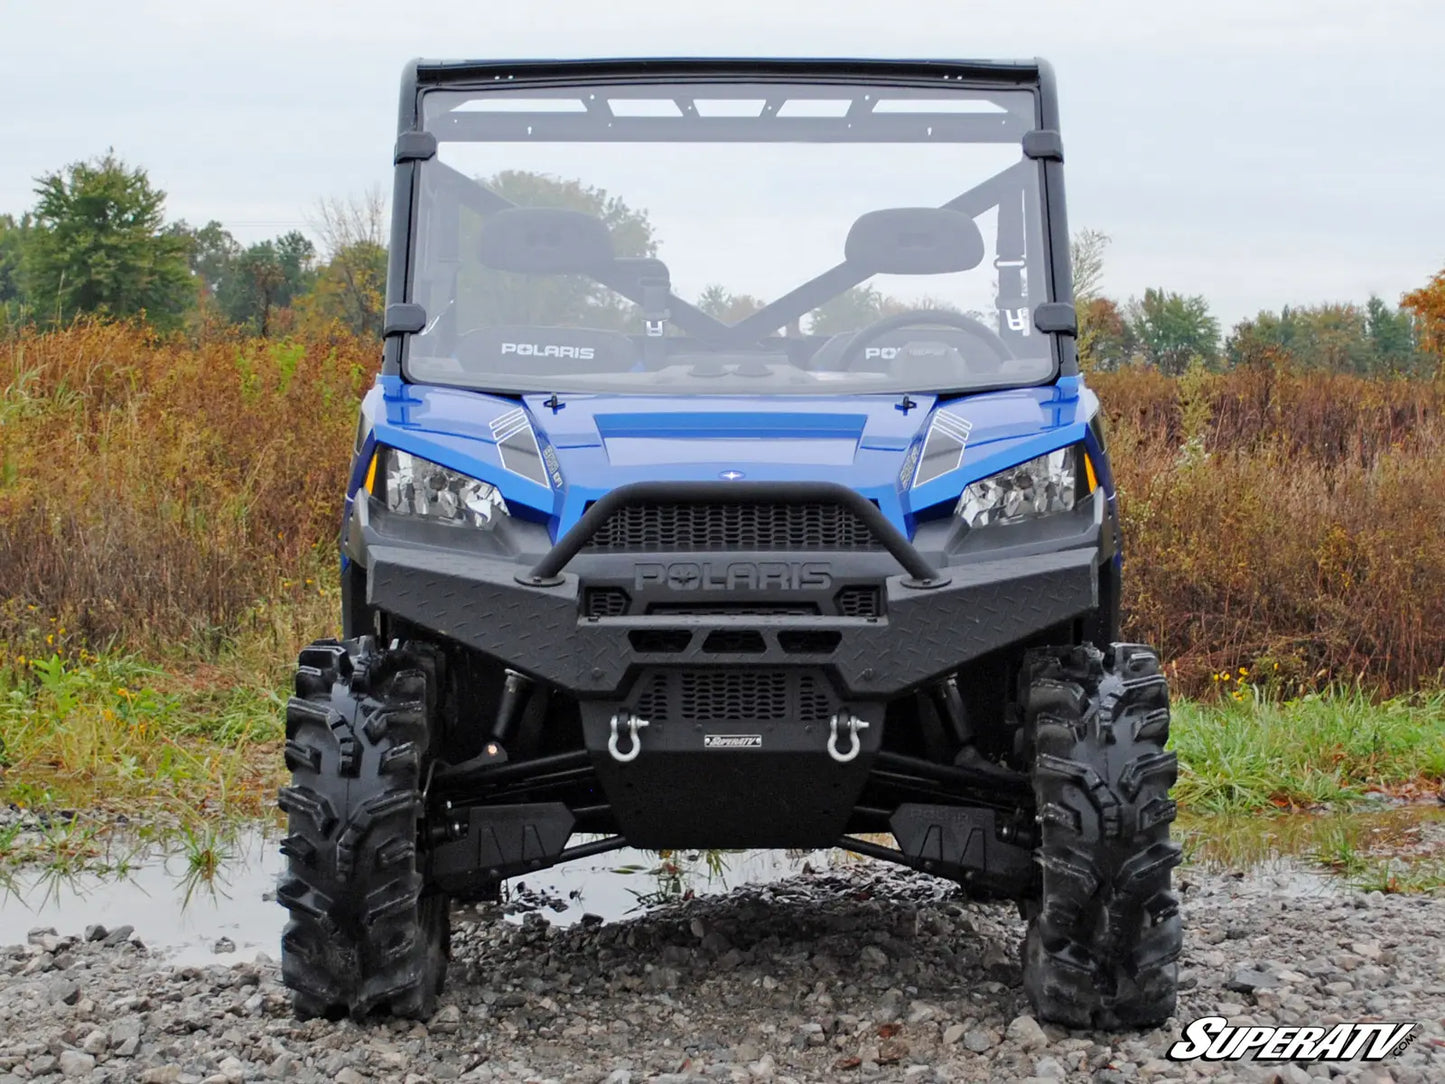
[277,637,449,1020]
[1020,643,1182,1029]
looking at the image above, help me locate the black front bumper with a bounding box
[351,481,1101,847]
[366,537,1097,698]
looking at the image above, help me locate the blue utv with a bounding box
[277,57,1181,1029]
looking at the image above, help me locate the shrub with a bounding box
[2,324,1443,695]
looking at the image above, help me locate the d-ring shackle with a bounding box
[608,713,649,763]
[827,714,869,763]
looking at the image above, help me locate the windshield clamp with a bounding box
[383,303,427,338]
[1022,129,1063,162]
[1033,302,1077,337]
[394,131,438,164]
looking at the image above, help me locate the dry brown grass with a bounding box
[3,324,1443,695]
[0,320,374,654]
[1095,364,1445,693]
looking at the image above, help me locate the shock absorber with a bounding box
[929,675,975,750]
[490,669,534,746]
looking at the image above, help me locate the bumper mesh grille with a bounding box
[581,501,881,552]
[632,669,834,724]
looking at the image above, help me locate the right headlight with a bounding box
[955,447,1079,528]
[376,448,510,529]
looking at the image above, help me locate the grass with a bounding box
[0,642,293,827]
[1170,687,1445,814]
[1,619,1442,891]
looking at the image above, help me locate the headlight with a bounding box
[955,447,1078,528]
[378,448,509,528]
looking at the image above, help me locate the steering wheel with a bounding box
[831,309,1015,373]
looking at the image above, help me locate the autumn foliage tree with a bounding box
[1403,266,1445,367]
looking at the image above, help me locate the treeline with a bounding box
[1072,231,1443,377]
[0,153,385,339]
[3,152,1444,380]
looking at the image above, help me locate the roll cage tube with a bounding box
[382,58,1077,379]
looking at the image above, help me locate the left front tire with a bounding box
[277,637,450,1020]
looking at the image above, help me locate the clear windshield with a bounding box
[407,81,1053,395]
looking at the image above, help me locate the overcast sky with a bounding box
[2,0,1441,326]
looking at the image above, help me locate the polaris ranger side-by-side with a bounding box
[278,57,1181,1029]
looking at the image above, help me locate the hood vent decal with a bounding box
[912,410,973,488]
[490,407,553,489]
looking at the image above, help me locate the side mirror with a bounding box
[844,207,985,275]
[478,207,615,274]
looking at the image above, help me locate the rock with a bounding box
[51,979,81,1005]
[747,1053,776,1080]
[102,924,135,946]
[1224,966,1276,994]
[430,1004,462,1033]
[335,1070,368,1084]
[140,1067,182,1084]
[84,924,108,942]
[58,1049,95,1077]
[1006,1014,1048,1050]
[963,1027,1001,1053]
[80,1028,108,1054]
[1032,1056,1066,1079]
[212,936,236,954]
[942,1023,966,1046]
[859,945,888,969]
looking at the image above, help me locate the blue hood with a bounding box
[363,379,1100,539]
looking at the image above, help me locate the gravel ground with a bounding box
[1,865,1442,1084]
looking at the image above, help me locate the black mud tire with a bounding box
[276,636,450,1020]
[1019,643,1182,1029]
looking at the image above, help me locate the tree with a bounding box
[1225,300,1423,374]
[1365,295,1417,369]
[1077,296,1134,371]
[1071,229,1109,303]
[0,214,27,317]
[23,151,191,326]
[697,284,765,323]
[221,232,315,335]
[295,190,390,338]
[452,171,657,332]
[1402,267,1445,366]
[1125,288,1219,375]
[175,219,241,299]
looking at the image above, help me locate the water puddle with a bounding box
[0,830,844,967]
[2,803,1438,965]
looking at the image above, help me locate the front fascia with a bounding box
[346,378,1101,545]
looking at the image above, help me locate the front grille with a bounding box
[835,585,883,617]
[581,501,881,552]
[583,587,631,618]
[632,669,835,724]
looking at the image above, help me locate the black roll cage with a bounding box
[383,58,1077,378]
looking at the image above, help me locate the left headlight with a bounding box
[955,447,1078,528]
[377,448,509,529]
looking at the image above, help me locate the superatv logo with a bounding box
[1167,1017,1416,1063]
[500,342,596,360]
[634,561,832,591]
[704,734,762,749]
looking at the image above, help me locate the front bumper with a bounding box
[351,481,1101,847]
[366,537,1097,698]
